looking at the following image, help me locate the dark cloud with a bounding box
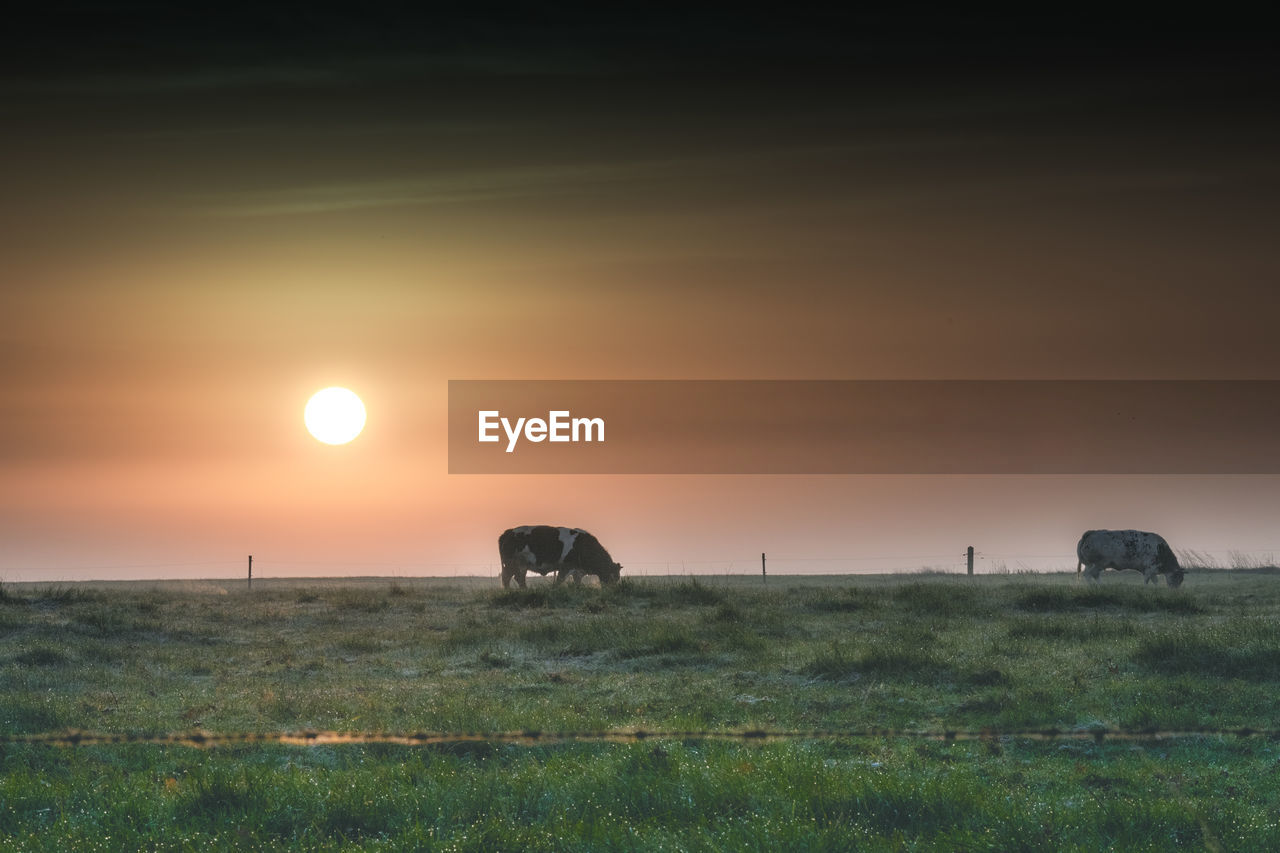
[4,6,1276,86]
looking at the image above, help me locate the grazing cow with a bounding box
[1076,529,1184,588]
[498,525,622,589]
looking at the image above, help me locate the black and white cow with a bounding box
[1076,529,1184,588]
[498,525,622,589]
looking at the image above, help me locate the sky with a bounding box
[2,8,1279,581]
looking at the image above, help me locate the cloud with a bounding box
[181,161,665,217]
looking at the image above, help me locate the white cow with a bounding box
[497,525,622,589]
[1076,529,1184,588]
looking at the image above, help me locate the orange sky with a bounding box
[2,11,1279,580]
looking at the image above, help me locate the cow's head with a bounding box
[599,562,622,584]
[1156,542,1183,588]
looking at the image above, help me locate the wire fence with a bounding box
[7,549,1280,583]
[4,726,1278,749]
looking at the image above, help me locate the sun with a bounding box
[304,387,367,445]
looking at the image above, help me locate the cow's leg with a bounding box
[1144,570,1158,585]
[1084,563,1103,584]
[553,568,566,585]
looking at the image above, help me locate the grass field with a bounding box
[2,571,1278,850]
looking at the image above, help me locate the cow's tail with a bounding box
[1076,559,1083,581]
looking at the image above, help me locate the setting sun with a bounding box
[304,387,367,445]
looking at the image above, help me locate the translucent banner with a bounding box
[448,380,1280,474]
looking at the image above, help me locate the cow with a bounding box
[498,525,622,589]
[1076,529,1184,588]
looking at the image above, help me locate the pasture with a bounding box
[1,571,1278,850]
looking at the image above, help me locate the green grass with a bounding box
[1,572,1278,850]
[1016,585,1207,614]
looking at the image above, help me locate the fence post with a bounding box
[248,555,253,590]
[967,546,974,576]
[761,552,766,584]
